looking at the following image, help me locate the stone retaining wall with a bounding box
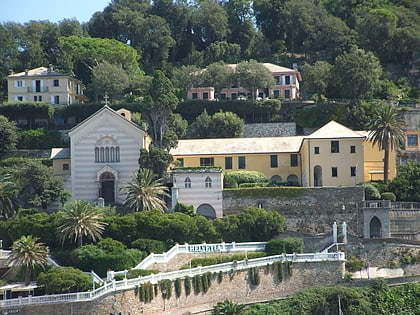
[223,187,364,235]
[6,260,344,315]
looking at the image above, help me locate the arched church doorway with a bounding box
[369,216,382,238]
[196,204,216,218]
[100,172,115,204]
[314,165,322,187]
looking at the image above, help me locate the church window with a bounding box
[95,137,120,163]
[205,176,212,188]
[185,177,191,188]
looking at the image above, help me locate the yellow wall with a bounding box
[176,153,302,185]
[52,159,71,176]
[303,138,365,187]
[362,140,396,182]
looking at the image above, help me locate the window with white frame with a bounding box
[205,176,212,188]
[185,177,191,188]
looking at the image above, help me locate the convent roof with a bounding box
[171,136,304,156]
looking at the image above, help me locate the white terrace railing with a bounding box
[0,248,344,309]
[134,241,267,270]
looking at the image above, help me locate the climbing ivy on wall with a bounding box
[136,282,154,302]
[193,274,202,294]
[273,261,293,283]
[159,279,172,299]
[175,278,182,298]
[249,267,261,286]
[184,276,192,296]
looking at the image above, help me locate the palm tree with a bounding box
[57,200,107,247]
[368,104,406,184]
[7,235,49,285]
[0,173,19,219]
[121,168,170,212]
[212,299,246,315]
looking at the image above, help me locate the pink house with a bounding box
[186,63,301,101]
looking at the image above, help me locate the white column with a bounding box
[333,222,338,243]
[342,222,347,244]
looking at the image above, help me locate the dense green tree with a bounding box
[224,0,257,59]
[58,18,84,37]
[0,115,18,160]
[367,104,406,184]
[215,207,287,242]
[344,100,378,130]
[37,266,92,294]
[355,8,398,63]
[17,128,65,150]
[91,61,130,102]
[162,113,188,150]
[139,145,173,178]
[301,61,333,101]
[189,111,244,138]
[388,161,420,201]
[171,65,202,98]
[5,211,59,248]
[57,200,107,247]
[235,60,274,99]
[188,109,212,138]
[102,214,138,245]
[7,235,49,285]
[174,202,195,216]
[333,46,383,100]
[202,62,235,98]
[122,168,170,212]
[13,160,66,209]
[192,0,229,49]
[253,0,287,44]
[68,238,143,276]
[204,41,241,65]
[0,173,19,219]
[58,36,141,84]
[209,111,244,138]
[144,70,179,148]
[151,0,195,62]
[0,24,19,101]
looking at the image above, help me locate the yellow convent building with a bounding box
[170,121,396,187]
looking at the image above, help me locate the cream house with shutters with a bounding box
[7,65,85,105]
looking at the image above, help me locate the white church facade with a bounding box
[67,106,150,204]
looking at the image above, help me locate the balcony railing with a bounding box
[27,87,48,93]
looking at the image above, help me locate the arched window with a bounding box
[116,147,120,162]
[95,147,100,162]
[205,176,212,188]
[105,147,110,162]
[100,147,104,162]
[185,177,191,188]
[94,137,120,163]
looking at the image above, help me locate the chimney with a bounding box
[48,64,53,73]
[24,69,28,76]
[8,70,14,75]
